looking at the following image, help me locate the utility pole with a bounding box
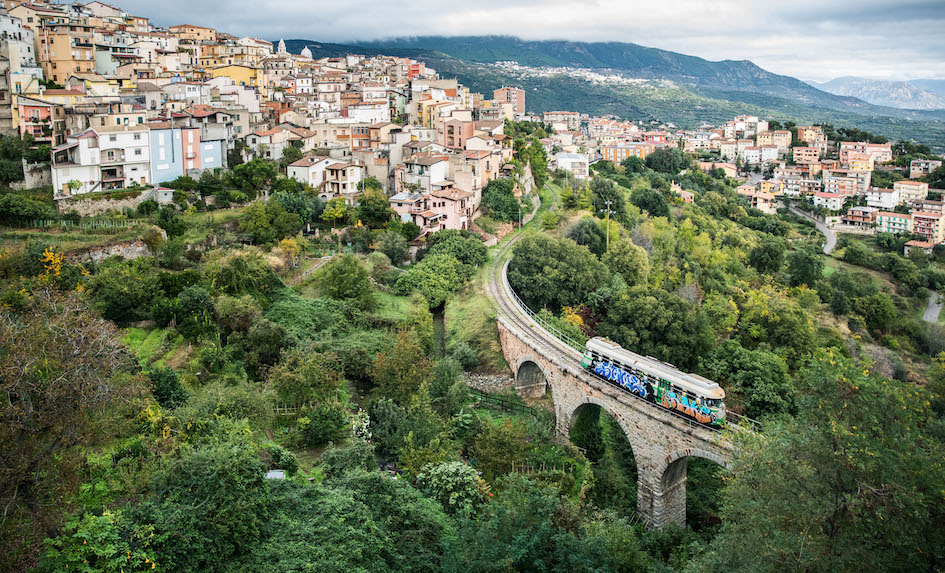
[605,199,612,252]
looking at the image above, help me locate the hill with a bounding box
[281,37,945,149]
[812,76,945,110]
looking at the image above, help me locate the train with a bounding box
[581,337,727,427]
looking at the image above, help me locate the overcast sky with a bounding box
[110,0,945,82]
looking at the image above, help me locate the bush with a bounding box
[299,403,347,447]
[449,342,479,371]
[147,367,188,409]
[266,443,299,475]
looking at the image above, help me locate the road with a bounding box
[790,207,836,254]
[924,290,943,324]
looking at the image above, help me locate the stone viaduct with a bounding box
[490,259,735,528]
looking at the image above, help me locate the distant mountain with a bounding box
[280,36,945,150]
[910,79,945,99]
[812,76,945,110]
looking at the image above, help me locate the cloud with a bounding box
[115,0,945,81]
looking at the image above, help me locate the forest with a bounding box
[1,124,944,573]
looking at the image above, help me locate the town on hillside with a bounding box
[0,1,940,248]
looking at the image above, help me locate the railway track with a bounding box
[487,231,758,433]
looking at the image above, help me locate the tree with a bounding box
[268,345,342,404]
[315,254,375,310]
[601,239,649,286]
[373,329,432,404]
[620,155,645,174]
[238,200,301,244]
[425,230,487,267]
[279,144,303,169]
[321,197,349,228]
[377,229,408,264]
[693,350,945,572]
[842,240,872,266]
[598,286,712,369]
[230,158,277,198]
[702,340,795,418]
[630,187,669,218]
[358,176,383,192]
[645,147,690,175]
[356,189,394,228]
[394,253,467,308]
[0,289,148,550]
[565,217,607,256]
[480,178,521,222]
[508,234,610,311]
[415,461,486,515]
[590,176,627,222]
[747,234,786,275]
[786,246,824,287]
[86,258,160,324]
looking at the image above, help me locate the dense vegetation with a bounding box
[1,125,944,572]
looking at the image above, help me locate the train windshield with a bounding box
[704,398,723,408]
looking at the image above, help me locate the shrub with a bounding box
[299,403,347,447]
[266,443,299,475]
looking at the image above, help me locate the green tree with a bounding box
[377,229,409,264]
[590,176,627,222]
[786,246,824,287]
[702,340,795,418]
[321,197,349,228]
[373,329,432,404]
[747,234,786,275]
[598,287,713,369]
[315,254,375,310]
[356,189,395,228]
[565,216,607,256]
[645,147,691,175]
[693,350,945,572]
[630,187,669,218]
[268,345,342,404]
[601,238,649,286]
[480,178,521,222]
[230,158,277,198]
[508,234,610,311]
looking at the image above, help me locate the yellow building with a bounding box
[35,21,97,84]
[210,64,265,96]
[168,24,216,42]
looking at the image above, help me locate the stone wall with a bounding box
[67,239,151,263]
[10,160,51,190]
[58,187,157,217]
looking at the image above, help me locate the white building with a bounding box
[813,191,844,212]
[865,187,901,210]
[555,152,589,180]
[287,155,344,189]
[51,125,151,197]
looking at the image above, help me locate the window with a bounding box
[109,135,117,142]
[133,133,141,140]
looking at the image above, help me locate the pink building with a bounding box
[390,187,475,233]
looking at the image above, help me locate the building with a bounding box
[493,86,524,114]
[287,155,343,188]
[544,111,580,131]
[322,161,365,204]
[865,187,900,210]
[51,124,151,197]
[894,180,929,204]
[912,211,944,243]
[389,187,475,234]
[36,21,97,84]
[797,126,825,144]
[904,240,936,256]
[842,206,877,227]
[555,152,589,180]
[813,191,844,211]
[875,211,913,235]
[149,122,223,183]
[168,24,216,42]
[793,146,821,164]
[823,175,858,197]
[601,142,655,163]
[756,130,791,150]
[910,159,942,179]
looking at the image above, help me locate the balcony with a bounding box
[101,152,125,165]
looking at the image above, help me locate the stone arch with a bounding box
[567,397,644,465]
[658,449,730,527]
[514,355,550,399]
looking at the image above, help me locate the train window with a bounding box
[705,398,721,407]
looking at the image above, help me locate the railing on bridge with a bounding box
[501,260,585,354]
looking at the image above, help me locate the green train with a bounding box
[581,337,726,427]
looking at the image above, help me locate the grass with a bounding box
[121,327,191,369]
[445,272,509,373]
[372,290,413,322]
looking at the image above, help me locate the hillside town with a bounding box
[0,1,939,245]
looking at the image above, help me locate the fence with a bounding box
[502,259,585,354]
[469,388,535,414]
[4,218,145,233]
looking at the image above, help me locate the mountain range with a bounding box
[811,76,945,110]
[281,36,945,150]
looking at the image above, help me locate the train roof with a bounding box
[586,337,725,400]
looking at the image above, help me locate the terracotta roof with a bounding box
[431,187,473,201]
[42,89,85,96]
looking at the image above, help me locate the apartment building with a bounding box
[793,146,821,164]
[894,180,929,204]
[555,152,589,180]
[842,206,877,227]
[756,130,791,150]
[602,142,656,163]
[51,124,151,197]
[390,186,474,234]
[875,211,913,235]
[37,21,96,84]
[322,161,365,204]
[823,175,858,196]
[910,159,942,179]
[912,211,944,244]
[865,187,900,210]
[287,155,344,188]
[544,110,580,131]
[797,125,825,144]
[149,122,223,182]
[492,86,524,114]
[813,191,843,211]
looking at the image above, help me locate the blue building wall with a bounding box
[150,128,183,184]
[200,140,225,171]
